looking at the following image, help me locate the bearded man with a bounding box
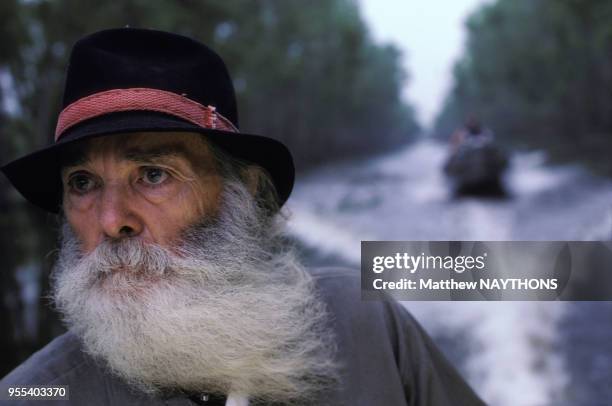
[0,28,483,405]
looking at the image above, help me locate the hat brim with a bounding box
[1,111,294,213]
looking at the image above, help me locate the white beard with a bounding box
[51,179,337,403]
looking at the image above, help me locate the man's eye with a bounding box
[141,167,169,185]
[67,173,96,194]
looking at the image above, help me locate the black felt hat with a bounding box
[1,28,294,213]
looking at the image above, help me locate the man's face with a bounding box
[52,132,336,400]
[61,132,222,253]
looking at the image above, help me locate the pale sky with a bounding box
[359,0,490,129]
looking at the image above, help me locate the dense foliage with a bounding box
[434,0,612,175]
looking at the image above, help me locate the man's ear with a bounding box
[240,165,260,197]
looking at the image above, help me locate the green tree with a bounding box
[435,0,612,175]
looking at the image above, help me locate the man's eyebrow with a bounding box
[60,147,89,171]
[122,144,193,162]
[60,142,201,173]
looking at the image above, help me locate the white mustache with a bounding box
[84,239,172,276]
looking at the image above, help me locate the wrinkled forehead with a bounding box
[60,132,217,169]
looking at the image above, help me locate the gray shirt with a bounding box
[1,268,484,405]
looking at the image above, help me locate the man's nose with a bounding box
[97,184,143,239]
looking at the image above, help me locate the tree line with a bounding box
[434,0,612,176]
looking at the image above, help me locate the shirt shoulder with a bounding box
[0,332,88,386]
[307,266,394,322]
[0,332,170,406]
[307,267,361,295]
[307,267,485,405]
